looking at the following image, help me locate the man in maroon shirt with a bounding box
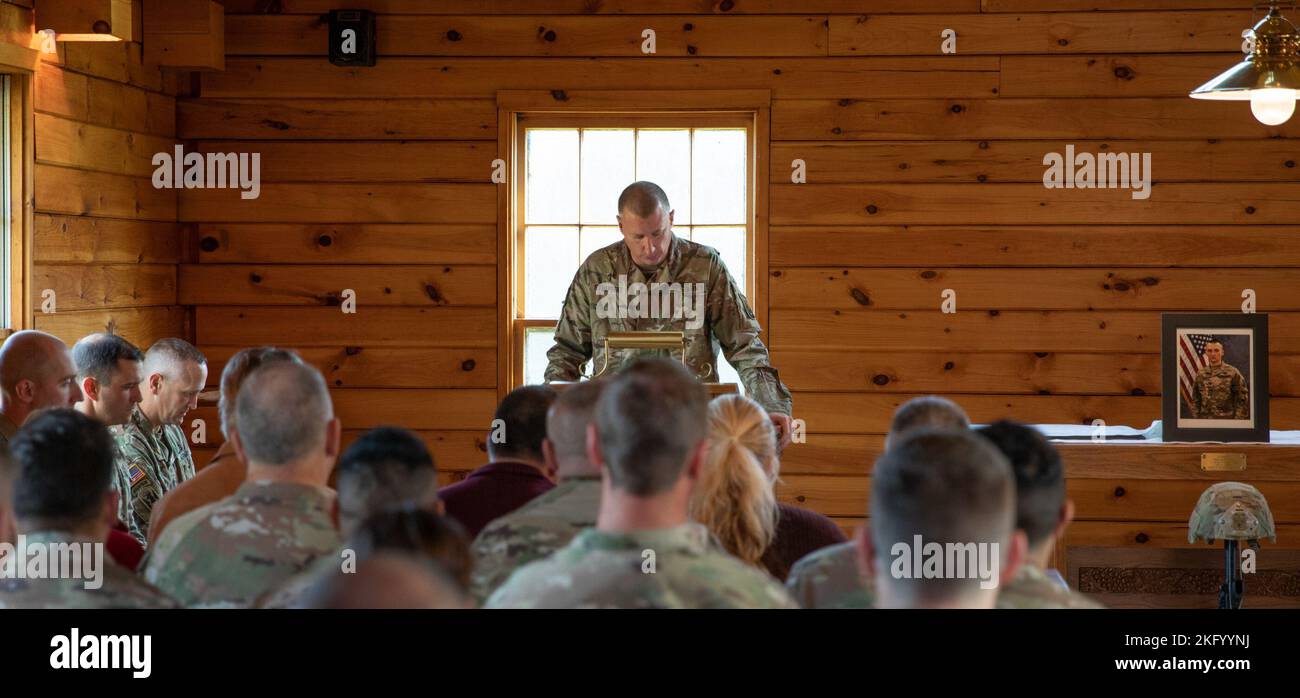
[439,385,558,538]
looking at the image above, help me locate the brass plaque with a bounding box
[1201,453,1246,472]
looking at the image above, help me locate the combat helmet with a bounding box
[1188,481,1277,545]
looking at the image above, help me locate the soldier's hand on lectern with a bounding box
[770,412,793,450]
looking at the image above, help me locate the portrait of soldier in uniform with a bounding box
[1177,333,1252,423]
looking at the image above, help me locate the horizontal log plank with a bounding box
[221,1,981,14]
[772,98,1300,140]
[768,140,1300,184]
[770,183,1300,225]
[192,141,495,182]
[195,306,497,347]
[770,268,1300,310]
[227,14,830,57]
[194,223,497,264]
[200,57,1000,100]
[33,264,176,311]
[180,264,496,307]
[768,309,1300,354]
[177,98,497,140]
[33,307,187,348]
[35,165,176,221]
[201,346,496,389]
[768,226,1300,267]
[33,215,181,264]
[1001,53,1246,98]
[178,183,496,223]
[830,12,1248,55]
[36,112,175,177]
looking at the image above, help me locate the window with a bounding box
[511,113,756,389]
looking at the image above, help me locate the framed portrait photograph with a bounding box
[1161,313,1269,443]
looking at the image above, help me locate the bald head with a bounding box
[618,181,671,218]
[0,331,82,425]
[233,361,337,472]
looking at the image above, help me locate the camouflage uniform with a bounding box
[1192,362,1249,419]
[142,480,341,608]
[996,564,1103,609]
[0,531,177,609]
[470,475,601,603]
[112,405,196,543]
[486,522,797,609]
[256,548,344,609]
[785,541,875,609]
[545,236,793,416]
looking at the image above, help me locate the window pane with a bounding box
[525,226,579,319]
[718,358,745,397]
[692,226,747,294]
[526,130,578,224]
[524,326,561,386]
[580,226,623,262]
[692,129,746,224]
[580,129,635,225]
[636,129,691,224]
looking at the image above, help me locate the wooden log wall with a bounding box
[176,1,1300,605]
[10,0,186,347]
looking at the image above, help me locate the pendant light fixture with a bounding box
[1190,5,1300,125]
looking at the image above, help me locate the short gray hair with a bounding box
[234,362,333,466]
[219,347,302,438]
[144,338,207,377]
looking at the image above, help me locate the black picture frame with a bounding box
[1161,313,1269,443]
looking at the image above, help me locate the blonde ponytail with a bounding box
[689,394,780,567]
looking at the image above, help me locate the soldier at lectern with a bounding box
[545,181,794,447]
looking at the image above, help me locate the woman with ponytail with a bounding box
[690,394,846,581]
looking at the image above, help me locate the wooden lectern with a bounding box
[548,330,738,396]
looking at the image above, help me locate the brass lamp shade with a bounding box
[1190,6,1300,99]
[1190,6,1300,124]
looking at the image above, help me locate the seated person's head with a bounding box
[219,347,302,441]
[975,420,1071,569]
[591,358,708,502]
[307,552,470,610]
[690,394,778,566]
[0,331,82,423]
[231,362,339,482]
[141,339,208,426]
[543,379,607,479]
[71,333,144,426]
[344,506,472,592]
[487,385,557,473]
[10,409,117,541]
[885,396,969,450]
[335,427,439,536]
[862,428,1025,609]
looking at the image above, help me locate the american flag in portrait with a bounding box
[1177,333,1214,408]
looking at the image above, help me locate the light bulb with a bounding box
[1249,88,1297,125]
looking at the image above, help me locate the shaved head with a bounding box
[0,331,82,425]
